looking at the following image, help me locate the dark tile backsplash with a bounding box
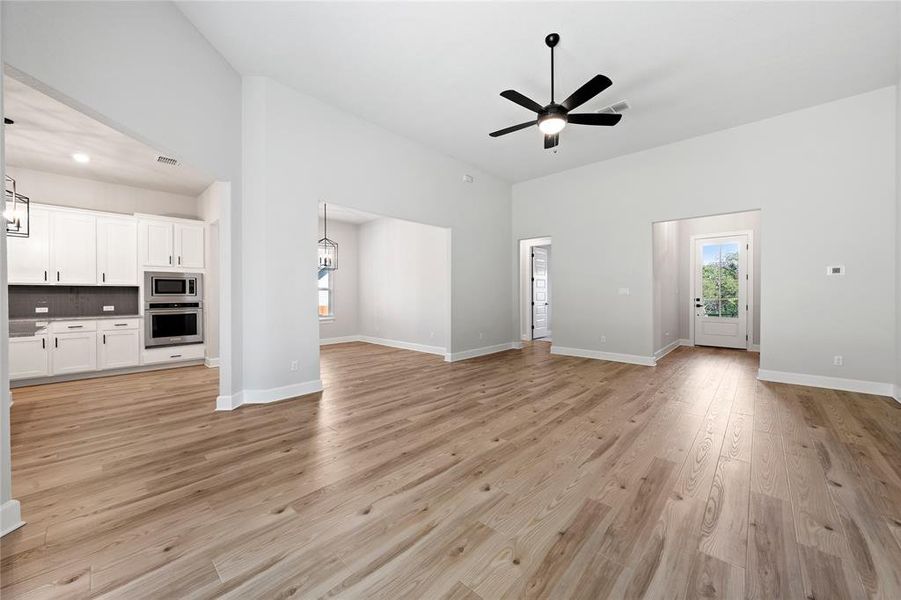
[8,286,139,319]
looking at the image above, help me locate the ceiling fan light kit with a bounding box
[490,33,622,149]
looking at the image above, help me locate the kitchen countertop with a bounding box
[9,314,142,338]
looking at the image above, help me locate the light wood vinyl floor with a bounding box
[2,342,900,599]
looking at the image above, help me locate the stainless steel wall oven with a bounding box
[144,272,203,348]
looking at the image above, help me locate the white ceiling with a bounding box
[179,1,900,183]
[320,203,380,225]
[3,75,214,196]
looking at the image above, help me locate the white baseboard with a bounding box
[320,335,363,346]
[748,344,760,352]
[892,384,900,404]
[445,342,517,362]
[359,336,445,356]
[320,335,445,357]
[0,499,24,538]
[550,346,656,367]
[204,357,220,368]
[511,341,523,350]
[654,339,681,360]
[757,369,895,397]
[678,338,693,347]
[216,379,322,411]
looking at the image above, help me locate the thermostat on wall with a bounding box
[826,265,845,276]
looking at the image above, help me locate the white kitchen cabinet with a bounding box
[51,331,98,375]
[175,223,204,269]
[51,211,97,284]
[142,219,175,267]
[97,217,138,285]
[7,207,51,284]
[98,329,140,369]
[9,336,50,380]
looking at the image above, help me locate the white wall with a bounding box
[6,166,201,218]
[652,220,680,354]
[677,211,762,345]
[358,218,449,350]
[514,87,897,386]
[241,76,511,395]
[896,17,901,399]
[318,218,360,341]
[197,181,227,362]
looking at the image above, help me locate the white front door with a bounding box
[532,247,549,339]
[694,234,748,349]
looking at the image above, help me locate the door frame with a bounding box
[688,230,754,350]
[518,237,552,341]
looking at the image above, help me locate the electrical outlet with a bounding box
[34,307,49,314]
[290,360,299,371]
[102,305,115,312]
[479,331,484,340]
[833,355,843,366]
[600,335,607,343]
[618,287,630,296]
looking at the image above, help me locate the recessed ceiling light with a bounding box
[72,153,90,164]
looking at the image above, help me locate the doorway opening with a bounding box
[3,71,229,395]
[651,210,760,356]
[519,237,552,341]
[316,203,452,366]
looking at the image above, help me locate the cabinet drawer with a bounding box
[142,344,205,365]
[50,320,97,333]
[99,318,141,331]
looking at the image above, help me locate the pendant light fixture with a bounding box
[5,175,30,238]
[318,203,338,271]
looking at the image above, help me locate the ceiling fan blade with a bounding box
[489,120,537,137]
[500,90,545,113]
[544,133,559,149]
[561,75,613,111]
[566,113,623,126]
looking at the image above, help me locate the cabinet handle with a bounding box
[103,334,106,344]
[170,354,182,359]
[44,270,47,281]
[56,271,60,282]
[114,323,128,327]
[42,338,45,349]
[102,272,106,283]
[169,256,172,265]
[55,337,58,348]
[178,256,182,265]
[67,325,83,329]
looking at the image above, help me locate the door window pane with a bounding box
[701,242,739,319]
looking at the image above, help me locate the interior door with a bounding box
[694,234,748,349]
[532,246,549,339]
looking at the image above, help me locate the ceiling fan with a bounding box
[490,33,621,149]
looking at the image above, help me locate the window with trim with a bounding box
[318,269,333,319]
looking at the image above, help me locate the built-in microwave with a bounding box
[145,272,202,304]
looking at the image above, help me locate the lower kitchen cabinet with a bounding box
[99,329,140,369]
[9,336,50,379]
[51,331,98,375]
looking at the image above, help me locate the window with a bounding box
[701,242,739,318]
[318,269,333,319]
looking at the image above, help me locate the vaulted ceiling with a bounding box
[180,1,899,183]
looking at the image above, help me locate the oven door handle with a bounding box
[147,308,202,315]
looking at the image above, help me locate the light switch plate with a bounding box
[103,305,115,312]
[34,307,49,314]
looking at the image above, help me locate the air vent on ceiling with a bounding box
[156,155,179,166]
[598,100,630,114]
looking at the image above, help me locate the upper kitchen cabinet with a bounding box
[175,223,204,268]
[7,206,51,283]
[51,211,97,284]
[138,216,204,270]
[97,216,138,285]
